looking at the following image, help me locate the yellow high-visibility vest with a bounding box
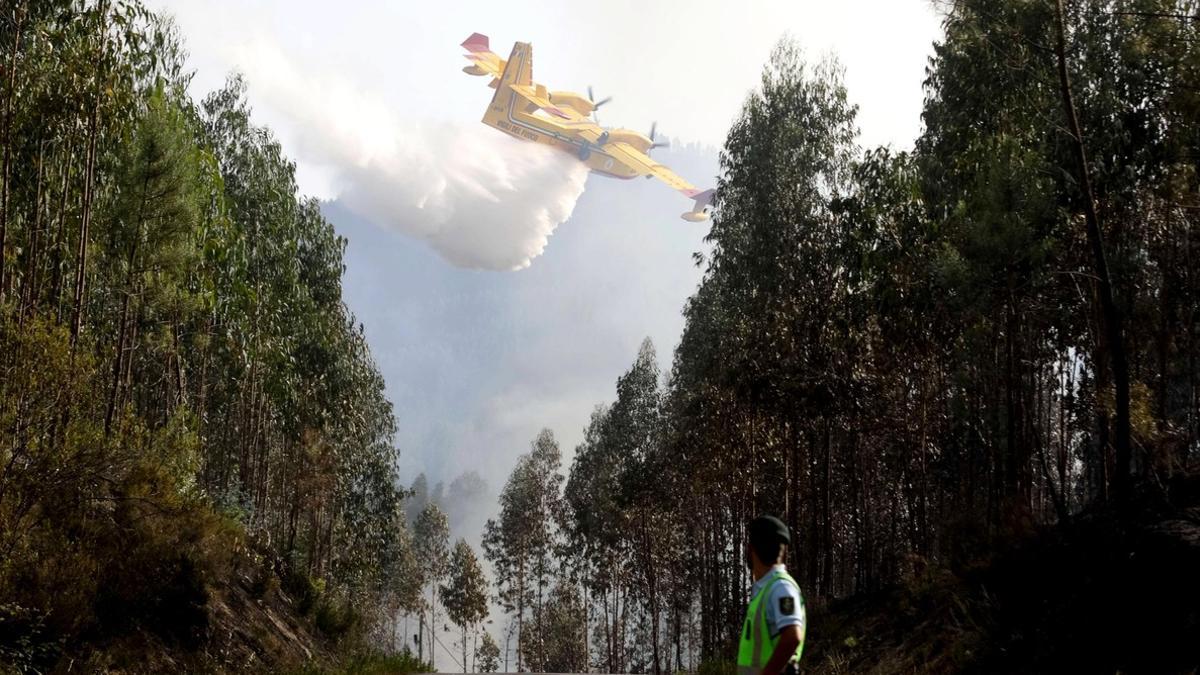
[736,569,805,675]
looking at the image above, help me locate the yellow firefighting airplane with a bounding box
[461,33,714,222]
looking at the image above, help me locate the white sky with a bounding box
[151,0,943,198]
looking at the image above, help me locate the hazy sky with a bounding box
[148,0,944,512]
[153,0,942,196]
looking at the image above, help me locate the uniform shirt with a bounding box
[751,564,806,637]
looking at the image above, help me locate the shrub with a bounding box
[314,597,361,641]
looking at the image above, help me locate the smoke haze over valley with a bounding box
[327,142,719,538]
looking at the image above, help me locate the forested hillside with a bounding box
[479,1,1200,673]
[0,2,421,670]
[3,0,1199,673]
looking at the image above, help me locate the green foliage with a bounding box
[0,0,409,668]
[284,568,328,617]
[308,648,431,675]
[475,631,501,673]
[415,503,451,589]
[522,582,588,673]
[0,314,246,664]
[441,539,489,670]
[442,541,488,629]
[694,658,736,675]
[315,597,362,641]
[3,0,1198,672]
[412,501,449,668]
[483,429,566,669]
[0,603,61,673]
[556,8,1200,669]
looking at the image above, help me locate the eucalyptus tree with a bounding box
[483,428,565,671]
[475,631,501,673]
[564,405,631,672]
[668,35,862,632]
[414,501,450,667]
[523,582,588,673]
[441,538,489,670]
[545,5,1200,671]
[608,339,669,672]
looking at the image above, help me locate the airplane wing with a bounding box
[572,126,715,220]
[573,126,695,192]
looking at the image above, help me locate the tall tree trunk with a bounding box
[71,0,108,347]
[49,142,72,321]
[70,103,99,346]
[1005,287,1020,510]
[20,140,45,320]
[106,217,141,434]
[0,0,26,303]
[428,582,437,670]
[602,576,613,673]
[822,419,833,596]
[516,557,524,672]
[641,509,662,675]
[1053,0,1132,501]
[577,581,587,671]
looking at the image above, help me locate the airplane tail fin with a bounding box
[498,41,533,89]
[483,41,532,120]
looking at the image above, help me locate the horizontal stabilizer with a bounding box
[686,188,715,209]
[462,32,489,53]
[680,188,715,221]
[460,34,507,81]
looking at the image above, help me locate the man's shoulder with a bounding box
[770,570,803,593]
[765,572,805,628]
[769,574,802,597]
[767,573,804,610]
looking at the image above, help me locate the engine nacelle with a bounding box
[681,209,711,222]
[603,129,653,152]
[463,64,488,76]
[548,91,593,115]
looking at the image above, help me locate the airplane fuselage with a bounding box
[483,98,641,180]
[462,33,713,220]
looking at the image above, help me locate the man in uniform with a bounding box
[737,515,806,675]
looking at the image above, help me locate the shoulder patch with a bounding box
[779,596,795,615]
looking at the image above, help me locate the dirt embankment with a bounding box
[45,554,335,674]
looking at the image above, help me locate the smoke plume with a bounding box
[238,42,590,270]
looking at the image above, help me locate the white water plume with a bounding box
[237,41,589,270]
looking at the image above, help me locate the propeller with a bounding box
[587,85,612,123]
[648,121,669,151]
